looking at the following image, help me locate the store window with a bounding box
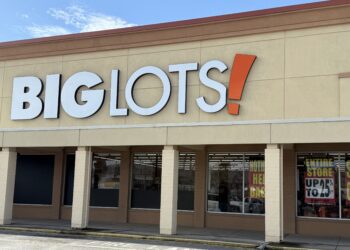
[297,152,350,219]
[14,155,55,205]
[63,154,75,206]
[131,153,162,209]
[90,153,120,207]
[244,153,265,214]
[207,153,265,214]
[178,153,196,211]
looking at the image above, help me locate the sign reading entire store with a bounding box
[304,158,336,204]
[11,54,256,120]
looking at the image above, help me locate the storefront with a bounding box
[1,0,350,243]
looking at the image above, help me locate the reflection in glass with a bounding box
[90,153,120,207]
[207,153,265,214]
[208,153,244,213]
[244,154,265,214]
[131,153,162,209]
[297,153,339,218]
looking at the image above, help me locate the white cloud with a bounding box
[26,5,135,38]
[80,15,135,32]
[27,25,70,38]
[48,5,135,32]
[48,6,86,29]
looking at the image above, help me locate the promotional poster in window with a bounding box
[248,160,265,199]
[304,158,336,205]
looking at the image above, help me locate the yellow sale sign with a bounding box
[248,160,264,199]
[304,158,335,204]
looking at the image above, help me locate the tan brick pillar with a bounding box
[160,145,179,235]
[71,147,92,229]
[0,148,17,225]
[265,144,283,242]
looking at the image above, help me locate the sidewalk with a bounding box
[0,219,348,249]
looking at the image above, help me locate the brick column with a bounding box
[160,146,179,235]
[0,148,17,225]
[71,147,92,229]
[265,144,283,242]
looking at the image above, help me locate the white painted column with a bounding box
[265,144,283,243]
[71,147,92,229]
[160,145,179,235]
[0,148,17,225]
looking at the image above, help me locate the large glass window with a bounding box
[63,153,120,207]
[207,153,264,214]
[131,153,162,209]
[297,152,350,219]
[14,155,55,205]
[90,153,120,207]
[244,153,265,214]
[178,153,196,211]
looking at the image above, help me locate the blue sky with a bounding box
[1,0,325,42]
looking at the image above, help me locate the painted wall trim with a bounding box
[4,116,350,132]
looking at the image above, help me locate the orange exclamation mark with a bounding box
[228,54,257,115]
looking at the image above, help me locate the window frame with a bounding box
[13,153,56,206]
[206,151,265,216]
[296,151,350,221]
[90,152,121,208]
[129,151,163,210]
[177,152,196,211]
[62,151,122,209]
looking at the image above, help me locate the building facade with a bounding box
[1,0,350,243]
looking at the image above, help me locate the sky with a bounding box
[0,0,326,42]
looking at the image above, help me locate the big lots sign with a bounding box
[11,54,256,120]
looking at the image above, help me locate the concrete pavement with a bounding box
[0,232,247,250]
[0,219,349,249]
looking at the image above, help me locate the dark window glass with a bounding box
[178,153,196,211]
[131,153,162,209]
[297,153,339,218]
[63,154,75,206]
[14,155,55,205]
[207,152,265,214]
[90,153,120,207]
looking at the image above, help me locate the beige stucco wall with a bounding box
[1,23,350,147]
